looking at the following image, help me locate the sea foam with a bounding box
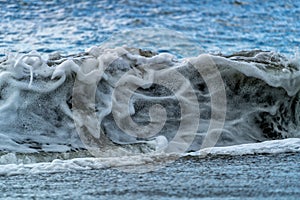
[0,47,299,155]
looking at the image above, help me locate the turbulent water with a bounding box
[0,46,300,174]
[0,0,300,176]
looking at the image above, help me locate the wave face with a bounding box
[0,48,299,153]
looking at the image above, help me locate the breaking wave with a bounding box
[0,47,299,156]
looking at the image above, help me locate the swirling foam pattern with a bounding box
[0,47,299,154]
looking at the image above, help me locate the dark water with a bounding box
[1,153,299,199]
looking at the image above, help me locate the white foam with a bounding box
[188,138,300,156]
[210,54,300,96]
[0,138,299,176]
[0,154,158,176]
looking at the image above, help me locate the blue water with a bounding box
[1,0,299,57]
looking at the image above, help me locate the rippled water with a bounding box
[1,0,299,56]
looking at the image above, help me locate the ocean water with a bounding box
[1,0,300,199]
[1,0,300,56]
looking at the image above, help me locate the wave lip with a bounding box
[188,138,300,156]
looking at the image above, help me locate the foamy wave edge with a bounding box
[0,138,299,176]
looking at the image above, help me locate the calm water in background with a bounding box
[0,0,299,56]
[1,0,300,199]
